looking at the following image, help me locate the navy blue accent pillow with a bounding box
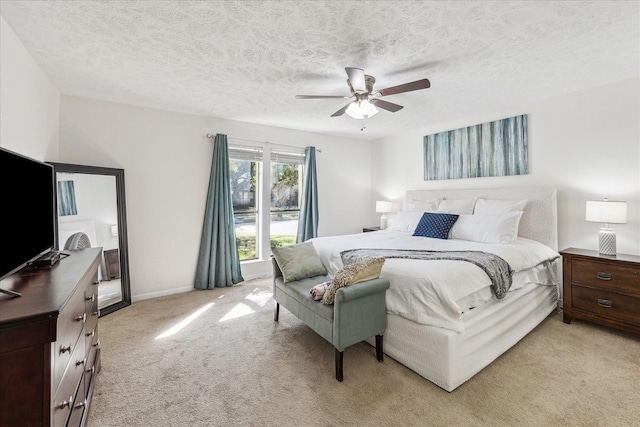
[412,212,460,239]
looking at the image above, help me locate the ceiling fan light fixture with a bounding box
[345,99,379,119]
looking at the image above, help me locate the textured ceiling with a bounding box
[1,1,638,140]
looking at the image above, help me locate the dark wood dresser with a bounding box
[0,247,102,427]
[560,247,640,335]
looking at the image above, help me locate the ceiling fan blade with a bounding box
[371,98,404,113]
[345,67,366,93]
[295,95,350,99]
[377,78,431,97]
[330,103,351,117]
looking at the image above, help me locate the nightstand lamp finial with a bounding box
[585,198,627,256]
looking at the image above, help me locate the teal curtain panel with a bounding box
[195,133,244,289]
[423,114,528,181]
[296,146,319,243]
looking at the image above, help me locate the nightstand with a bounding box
[363,226,381,233]
[104,248,121,280]
[560,247,640,335]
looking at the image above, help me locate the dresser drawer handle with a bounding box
[57,396,73,409]
[93,339,101,348]
[597,272,612,281]
[60,345,72,354]
[74,399,87,409]
[75,313,87,323]
[86,365,96,374]
[76,358,87,367]
[597,299,613,308]
[86,330,95,337]
[86,294,95,302]
[93,280,100,285]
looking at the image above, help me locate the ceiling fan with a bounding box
[295,67,431,120]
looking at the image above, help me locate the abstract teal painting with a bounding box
[424,114,528,180]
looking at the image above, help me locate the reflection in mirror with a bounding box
[49,163,131,316]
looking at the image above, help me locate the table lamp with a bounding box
[376,200,392,230]
[585,199,627,255]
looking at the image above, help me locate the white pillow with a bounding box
[449,211,523,244]
[388,210,425,232]
[437,198,476,214]
[407,198,441,212]
[474,198,528,215]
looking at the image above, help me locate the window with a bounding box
[270,151,304,250]
[229,147,261,261]
[229,145,304,262]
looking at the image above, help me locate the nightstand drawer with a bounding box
[572,259,640,295]
[572,286,640,324]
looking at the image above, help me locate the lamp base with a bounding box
[380,214,388,230]
[598,228,617,256]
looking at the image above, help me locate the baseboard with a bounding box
[131,274,272,303]
[132,286,193,302]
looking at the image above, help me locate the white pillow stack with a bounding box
[449,198,528,244]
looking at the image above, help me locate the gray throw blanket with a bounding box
[340,248,514,299]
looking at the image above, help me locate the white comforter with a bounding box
[310,230,559,332]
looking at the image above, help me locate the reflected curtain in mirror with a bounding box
[423,114,528,181]
[296,146,319,243]
[195,133,244,289]
[57,180,78,216]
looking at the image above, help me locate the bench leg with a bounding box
[335,349,344,382]
[375,335,384,362]
[274,302,280,321]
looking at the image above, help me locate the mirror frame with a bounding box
[48,162,131,316]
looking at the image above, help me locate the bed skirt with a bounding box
[367,282,558,392]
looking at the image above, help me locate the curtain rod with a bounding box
[206,133,322,152]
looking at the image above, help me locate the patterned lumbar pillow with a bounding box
[321,258,385,305]
[272,241,327,283]
[412,212,459,239]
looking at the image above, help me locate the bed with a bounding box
[309,187,560,391]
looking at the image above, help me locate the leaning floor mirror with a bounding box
[49,162,131,316]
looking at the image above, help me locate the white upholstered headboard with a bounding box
[405,187,558,250]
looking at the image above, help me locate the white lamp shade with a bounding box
[585,200,627,224]
[376,200,392,213]
[345,99,379,119]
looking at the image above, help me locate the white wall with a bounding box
[371,78,640,256]
[0,17,60,161]
[59,96,371,300]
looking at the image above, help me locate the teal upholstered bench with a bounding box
[272,258,390,381]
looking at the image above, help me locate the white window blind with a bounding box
[229,146,263,161]
[271,150,305,165]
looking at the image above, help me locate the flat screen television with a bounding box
[0,147,56,282]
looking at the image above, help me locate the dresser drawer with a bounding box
[572,285,640,325]
[53,292,87,391]
[572,259,640,294]
[52,339,85,427]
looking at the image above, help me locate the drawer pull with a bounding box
[75,313,87,323]
[93,310,100,317]
[93,280,100,285]
[86,294,95,302]
[86,330,95,337]
[93,339,101,348]
[76,358,87,367]
[596,272,612,281]
[60,345,72,354]
[57,396,73,409]
[74,399,87,409]
[86,365,96,374]
[597,299,613,308]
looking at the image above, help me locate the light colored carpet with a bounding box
[87,278,640,426]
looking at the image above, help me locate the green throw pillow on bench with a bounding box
[272,241,327,283]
